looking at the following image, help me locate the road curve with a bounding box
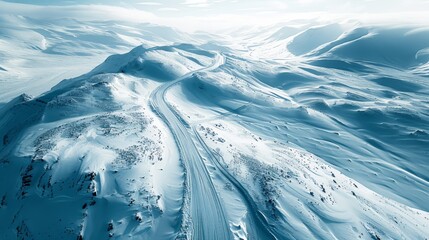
[149,53,232,240]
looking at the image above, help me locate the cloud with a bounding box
[158,7,179,11]
[0,1,157,22]
[182,0,210,7]
[183,0,208,4]
[137,2,162,6]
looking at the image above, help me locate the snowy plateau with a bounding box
[1,8,429,240]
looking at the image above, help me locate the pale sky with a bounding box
[2,0,429,31]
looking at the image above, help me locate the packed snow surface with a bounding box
[1,20,429,240]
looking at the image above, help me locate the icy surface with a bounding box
[1,20,429,240]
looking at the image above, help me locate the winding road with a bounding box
[150,53,232,240]
[149,52,278,239]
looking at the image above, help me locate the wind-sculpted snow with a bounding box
[319,27,429,68]
[1,23,429,239]
[287,24,344,56]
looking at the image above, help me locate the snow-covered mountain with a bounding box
[0,14,199,103]
[1,20,429,240]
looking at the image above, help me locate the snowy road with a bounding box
[149,53,233,240]
[193,129,282,239]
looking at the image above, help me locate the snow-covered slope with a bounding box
[1,22,429,240]
[0,14,197,103]
[0,44,214,239]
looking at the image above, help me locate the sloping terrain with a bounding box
[0,23,429,240]
[0,14,198,103]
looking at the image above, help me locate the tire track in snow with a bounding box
[192,129,279,240]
